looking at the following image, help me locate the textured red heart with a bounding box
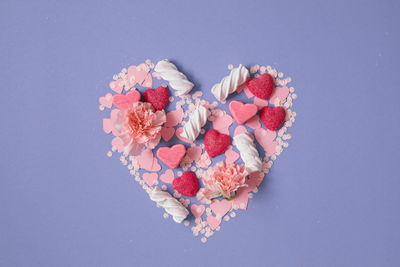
[172,171,198,197]
[156,144,186,169]
[113,90,141,110]
[247,73,274,100]
[260,106,286,131]
[143,86,169,111]
[204,129,230,158]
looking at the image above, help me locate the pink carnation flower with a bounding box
[114,101,166,155]
[197,162,248,204]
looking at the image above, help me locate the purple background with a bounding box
[1,0,400,266]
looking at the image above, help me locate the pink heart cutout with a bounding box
[160,169,174,184]
[113,90,141,110]
[229,101,258,124]
[111,137,124,152]
[99,93,113,108]
[137,149,154,171]
[143,173,158,186]
[243,86,255,99]
[254,128,278,156]
[232,187,249,210]
[253,97,269,110]
[142,72,153,88]
[161,127,175,142]
[234,125,254,140]
[165,108,183,127]
[245,115,261,129]
[270,86,289,106]
[151,157,161,172]
[125,64,150,88]
[213,114,233,131]
[187,146,202,161]
[225,148,239,164]
[207,215,222,230]
[109,79,124,94]
[210,199,232,218]
[103,109,120,136]
[190,204,205,219]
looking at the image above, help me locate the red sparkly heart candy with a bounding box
[260,106,286,131]
[204,129,230,158]
[143,86,169,111]
[172,171,198,197]
[247,73,274,100]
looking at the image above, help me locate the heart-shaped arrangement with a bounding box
[99,59,297,243]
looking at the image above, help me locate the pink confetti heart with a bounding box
[111,137,124,152]
[113,90,141,110]
[150,157,161,172]
[213,114,233,131]
[225,148,239,164]
[137,149,154,171]
[229,101,258,125]
[233,125,254,140]
[165,108,183,127]
[103,109,120,136]
[187,146,202,161]
[247,171,263,192]
[142,72,153,88]
[232,187,249,210]
[143,173,158,186]
[269,86,289,106]
[160,169,174,184]
[207,215,222,230]
[236,83,247,93]
[190,204,205,219]
[254,128,278,156]
[161,127,175,142]
[109,79,124,94]
[125,63,150,89]
[253,97,269,110]
[245,115,261,129]
[210,199,232,218]
[176,127,193,144]
[99,93,113,108]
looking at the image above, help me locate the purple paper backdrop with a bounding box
[1,0,400,266]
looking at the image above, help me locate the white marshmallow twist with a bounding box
[234,133,262,173]
[180,104,208,142]
[154,59,194,96]
[149,187,189,223]
[211,64,250,102]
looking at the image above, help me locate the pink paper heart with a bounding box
[229,101,258,124]
[253,97,269,110]
[137,149,154,171]
[165,108,183,127]
[213,114,233,131]
[254,128,278,156]
[161,127,175,142]
[160,169,174,184]
[246,171,263,192]
[245,115,261,129]
[232,187,249,210]
[210,199,232,218]
[190,204,205,219]
[103,109,120,136]
[236,83,247,93]
[225,148,239,164]
[176,127,193,144]
[151,157,161,172]
[233,125,254,140]
[113,90,141,110]
[125,63,150,89]
[99,93,113,108]
[207,215,222,230]
[269,86,289,106]
[143,173,158,186]
[109,79,124,94]
[142,72,153,88]
[187,146,202,161]
[111,137,124,152]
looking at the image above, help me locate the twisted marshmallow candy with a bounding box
[211,64,250,102]
[234,133,262,173]
[154,59,194,96]
[180,104,208,142]
[149,187,189,223]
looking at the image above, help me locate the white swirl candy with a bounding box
[211,64,250,102]
[149,187,189,223]
[154,59,194,96]
[233,133,262,173]
[180,104,208,142]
